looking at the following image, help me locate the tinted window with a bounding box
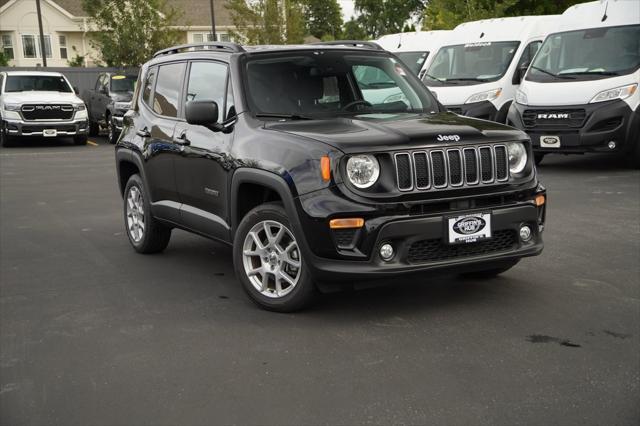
[142,68,156,107]
[4,75,73,93]
[186,61,227,111]
[111,75,136,92]
[153,63,186,118]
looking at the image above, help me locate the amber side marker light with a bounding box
[329,218,365,229]
[535,194,546,206]
[320,156,331,182]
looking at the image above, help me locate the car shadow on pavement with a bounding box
[537,152,635,173]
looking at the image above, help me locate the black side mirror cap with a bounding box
[186,100,220,129]
[73,86,80,94]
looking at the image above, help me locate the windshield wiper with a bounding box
[255,113,313,120]
[422,72,446,82]
[559,70,620,76]
[530,66,575,80]
[445,77,491,82]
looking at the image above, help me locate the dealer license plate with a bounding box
[540,135,560,148]
[43,129,57,137]
[447,212,492,244]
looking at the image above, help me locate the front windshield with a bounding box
[5,75,73,93]
[244,50,437,118]
[423,41,520,86]
[527,25,640,82]
[110,75,137,92]
[395,51,429,75]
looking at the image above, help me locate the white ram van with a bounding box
[376,31,452,78]
[422,16,559,122]
[507,0,639,166]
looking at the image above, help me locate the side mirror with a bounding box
[73,86,79,94]
[515,63,529,84]
[186,100,219,128]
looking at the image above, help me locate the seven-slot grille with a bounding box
[394,145,509,192]
[20,104,74,121]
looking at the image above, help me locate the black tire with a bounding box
[88,119,99,137]
[73,135,88,145]
[107,118,118,144]
[123,174,172,254]
[462,260,520,279]
[233,202,317,312]
[0,123,14,147]
[534,152,545,166]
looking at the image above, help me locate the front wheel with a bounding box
[233,203,317,312]
[73,135,88,145]
[534,153,545,166]
[0,124,14,147]
[88,120,99,137]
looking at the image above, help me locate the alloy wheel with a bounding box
[126,186,145,242]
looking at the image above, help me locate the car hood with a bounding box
[2,91,83,105]
[264,112,525,153]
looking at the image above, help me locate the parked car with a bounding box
[507,0,640,166]
[82,72,137,144]
[0,71,88,147]
[115,42,546,312]
[376,30,452,79]
[422,16,559,123]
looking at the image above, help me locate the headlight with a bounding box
[73,103,86,111]
[506,142,527,174]
[465,88,502,104]
[114,101,132,110]
[515,89,528,105]
[590,84,637,103]
[346,155,380,189]
[2,103,20,111]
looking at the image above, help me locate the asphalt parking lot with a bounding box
[1,136,638,426]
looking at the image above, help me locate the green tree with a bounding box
[354,0,425,38]
[422,0,584,30]
[226,0,305,45]
[82,0,183,67]
[0,50,9,67]
[67,46,85,67]
[302,0,343,40]
[342,18,368,40]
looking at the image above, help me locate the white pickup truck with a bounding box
[0,71,89,147]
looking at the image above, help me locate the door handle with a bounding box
[173,132,190,146]
[136,127,150,138]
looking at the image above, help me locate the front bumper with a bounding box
[507,100,639,154]
[294,184,546,283]
[446,101,499,121]
[3,118,89,137]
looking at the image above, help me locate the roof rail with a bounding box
[311,40,384,50]
[153,42,245,58]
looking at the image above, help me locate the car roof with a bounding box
[2,71,65,77]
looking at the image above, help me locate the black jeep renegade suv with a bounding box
[115,41,546,311]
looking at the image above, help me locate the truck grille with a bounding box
[522,109,586,128]
[21,104,74,121]
[394,145,509,192]
[407,230,517,263]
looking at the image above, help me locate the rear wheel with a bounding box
[123,174,172,254]
[462,260,520,279]
[233,202,317,312]
[88,119,99,137]
[534,152,545,166]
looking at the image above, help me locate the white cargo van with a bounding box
[507,0,639,165]
[376,31,452,78]
[422,16,559,122]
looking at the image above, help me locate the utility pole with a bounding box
[209,0,217,41]
[36,0,47,66]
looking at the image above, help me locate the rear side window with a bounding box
[186,61,227,111]
[152,63,186,118]
[142,68,156,107]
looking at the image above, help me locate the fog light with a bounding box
[608,141,616,150]
[519,225,532,242]
[380,243,394,261]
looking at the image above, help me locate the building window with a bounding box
[193,33,215,43]
[1,34,14,59]
[59,35,67,59]
[219,33,230,42]
[21,34,51,59]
